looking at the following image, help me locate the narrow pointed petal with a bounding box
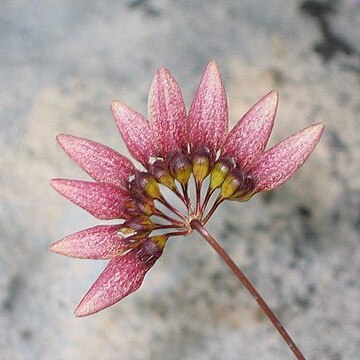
[74,239,162,316]
[50,225,128,259]
[57,134,135,189]
[188,61,228,153]
[251,123,324,192]
[51,179,130,220]
[149,68,187,156]
[222,91,278,170]
[111,101,157,166]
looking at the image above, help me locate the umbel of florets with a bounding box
[51,61,323,317]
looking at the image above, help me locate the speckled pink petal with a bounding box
[222,91,278,170]
[148,68,187,157]
[50,225,129,259]
[111,101,157,166]
[188,61,228,153]
[251,123,324,192]
[57,134,135,189]
[74,239,162,316]
[51,179,130,220]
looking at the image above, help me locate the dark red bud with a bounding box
[121,215,154,233]
[221,168,255,200]
[150,160,176,189]
[133,195,156,216]
[169,152,192,185]
[129,171,161,199]
[137,238,163,263]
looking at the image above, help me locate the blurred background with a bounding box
[1,0,359,359]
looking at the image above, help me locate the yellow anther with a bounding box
[144,175,162,199]
[151,235,168,250]
[136,216,155,231]
[121,215,154,234]
[151,160,176,190]
[220,170,255,200]
[133,172,162,200]
[139,198,155,216]
[176,164,192,185]
[119,226,134,235]
[124,199,137,214]
[209,158,233,191]
[220,173,240,199]
[170,152,192,185]
[192,154,210,183]
[233,190,254,202]
[158,172,176,189]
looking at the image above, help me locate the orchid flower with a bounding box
[51,61,323,359]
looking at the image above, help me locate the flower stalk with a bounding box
[190,219,306,360]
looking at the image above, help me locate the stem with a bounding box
[154,210,184,226]
[202,196,223,224]
[195,180,202,215]
[154,224,184,230]
[201,187,214,213]
[158,197,186,220]
[164,230,189,238]
[190,219,306,360]
[181,183,194,213]
[172,185,189,207]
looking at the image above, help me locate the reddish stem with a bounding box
[202,196,223,224]
[201,187,214,213]
[181,183,194,213]
[164,230,189,238]
[190,219,306,360]
[154,210,184,226]
[172,185,189,207]
[195,180,202,215]
[154,224,184,230]
[158,197,186,220]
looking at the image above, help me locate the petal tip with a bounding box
[49,240,65,255]
[313,122,325,133]
[110,100,117,112]
[56,133,75,150]
[267,90,279,101]
[74,304,90,317]
[262,90,279,111]
[74,294,98,317]
[50,178,60,189]
[302,122,325,143]
[151,67,176,92]
[49,242,58,253]
[204,60,221,79]
[50,178,67,189]
[155,66,170,76]
[207,59,219,69]
[56,133,67,143]
[110,100,123,112]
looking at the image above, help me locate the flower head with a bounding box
[51,61,324,316]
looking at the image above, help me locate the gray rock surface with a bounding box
[1,0,359,359]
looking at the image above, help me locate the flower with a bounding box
[51,61,324,317]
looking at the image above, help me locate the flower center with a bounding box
[120,147,255,247]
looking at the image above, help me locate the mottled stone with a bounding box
[1,0,359,359]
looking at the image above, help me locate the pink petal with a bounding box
[251,123,324,192]
[188,61,228,153]
[50,225,128,259]
[51,179,130,220]
[111,101,157,166]
[74,239,162,316]
[148,68,187,157]
[57,134,135,189]
[222,91,278,170]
